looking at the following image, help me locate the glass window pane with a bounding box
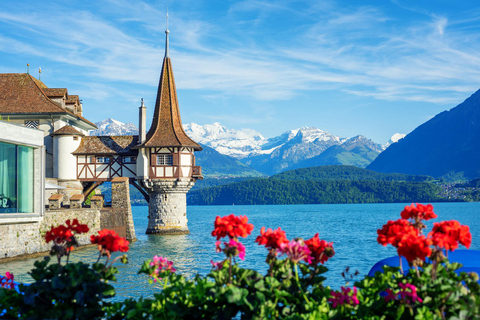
[0,142,17,213]
[18,145,34,213]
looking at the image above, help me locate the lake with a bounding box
[1,202,479,301]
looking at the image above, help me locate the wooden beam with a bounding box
[129,180,150,203]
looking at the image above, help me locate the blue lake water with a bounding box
[1,202,480,301]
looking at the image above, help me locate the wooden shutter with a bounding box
[150,154,156,166]
[172,153,179,166]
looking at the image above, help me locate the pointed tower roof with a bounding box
[140,18,201,151]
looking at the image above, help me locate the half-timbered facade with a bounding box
[74,136,139,181]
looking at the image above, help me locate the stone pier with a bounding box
[110,177,136,241]
[145,179,195,235]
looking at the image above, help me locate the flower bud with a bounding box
[469,272,479,282]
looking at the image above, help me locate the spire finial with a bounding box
[27,63,30,75]
[141,98,145,107]
[165,7,170,58]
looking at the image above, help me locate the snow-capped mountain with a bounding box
[90,118,386,175]
[89,118,139,136]
[183,122,265,158]
[383,133,406,149]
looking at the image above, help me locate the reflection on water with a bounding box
[1,202,479,301]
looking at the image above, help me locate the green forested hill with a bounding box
[272,165,435,182]
[187,178,441,205]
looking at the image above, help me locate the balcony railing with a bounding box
[192,166,202,177]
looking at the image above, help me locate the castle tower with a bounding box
[136,19,203,235]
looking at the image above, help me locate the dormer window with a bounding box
[156,154,173,165]
[24,120,39,129]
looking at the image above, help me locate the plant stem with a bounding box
[399,255,404,275]
[294,263,309,303]
[229,257,232,285]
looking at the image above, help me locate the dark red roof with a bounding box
[43,88,67,98]
[140,58,201,150]
[51,125,84,136]
[73,135,139,155]
[0,73,97,128]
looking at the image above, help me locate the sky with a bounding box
[1,0,480,144]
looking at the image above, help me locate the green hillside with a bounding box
[272,165,434,182]
[187,178,441,205]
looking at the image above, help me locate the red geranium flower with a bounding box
[255,227,289,250]
[65,219,89,234]
[211,214,254,240]
[401,203,437,221]
[90,229,129,253]
[45,219,89,246]
[429,220,472,251]
[377,219,418,247]
[305,233,335,264]
[45,225,74,245]
[397,233,432,262]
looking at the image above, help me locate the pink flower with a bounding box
[384,283,422,304]
[215,241,222,253]
[398,283,422,303]
[5,272,13,281]
[328,286,359,308]
[216,238,247,260]
[279,239,312,264]
[0,272,15,289]
[384,288,396,302]
[228,239,246,260]
[149,255,176,282]
[210,260,224,270]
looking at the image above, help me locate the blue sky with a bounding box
[1,0,480,143]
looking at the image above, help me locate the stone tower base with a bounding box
[145,179,195,235]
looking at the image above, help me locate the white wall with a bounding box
[54,135,82,180]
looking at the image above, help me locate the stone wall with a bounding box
[0,209,101,259]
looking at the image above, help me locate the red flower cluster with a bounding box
[90,229,129,253]
[255,227,289,250]
[429,220,472,251]
[397,233,432,262]
[45,225,74,245]
[305,233,335,264]
[401,203,437,221]
[45,219,89,245]
[378,219,431,262]
[377,220,418,247]
[211,214,254,240]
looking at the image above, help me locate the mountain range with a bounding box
[368,89,480,180]
[90,119,401,177]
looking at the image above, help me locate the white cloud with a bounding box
[1,1,479,107]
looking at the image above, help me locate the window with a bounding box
[156,154,173,165]
[24,120,39,129]
[123,156,136,163]
[96,157,110,163]
[73,136,78,141]
[0,142,34,213]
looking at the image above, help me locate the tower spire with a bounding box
[165,8,169,58]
